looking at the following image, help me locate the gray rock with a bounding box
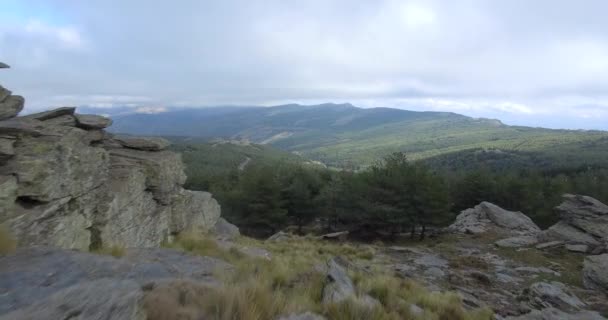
[583,254,608,293]
[0,247,231,315]
[114,136,170,151]
[409,304,424,316]
[0,118,48,137]
[267,231,292,242]
[322,257,356,304]
[535,241,564,250]
[211,217,240,240]
[75,114,113,130]
[556,194,608,239]
[23,107,76,121]
[524,282,585,311]
[565,244,588,253]
[170,189,220,234]
[10,124,109,203]
[541,221,600,246]
[504,308,606,320]
[495,235,539,248]
[0,95,24,120]
[0,86,10,102]
[109,148,186,204]
[449,202,540,235]
[318,230,349,240]
[277,312,326,320]
[414,254,448,268]
[1,279,145,320]
[424,267,446,278]
[0,176,17,221]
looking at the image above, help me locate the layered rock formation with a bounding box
[448,201,540,236]
[540,194,608,253]
[0,65,221,250]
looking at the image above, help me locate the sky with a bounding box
[1,0,607,130]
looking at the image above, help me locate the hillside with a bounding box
[107,103,608,167]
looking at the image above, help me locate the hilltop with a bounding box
[104,103,608,168]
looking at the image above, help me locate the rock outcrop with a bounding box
[583,254,608,293]
[540,194,608,253]
[0,68,223,250]
[449,202,540,236]
[0,246,230,318]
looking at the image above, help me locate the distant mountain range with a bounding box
[85,103,608,167]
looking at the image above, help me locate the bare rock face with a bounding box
[0,95,24,121]
[540,195,608,252]
[449,202,540,236]
[0,77,222,249]
[0,247,231,317]
[583,254,608,293]
[1,279,146,320]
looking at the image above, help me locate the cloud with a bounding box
[0,0,607,129]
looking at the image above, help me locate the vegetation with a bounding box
[178,140,608,236]
[145,232,493,320]
[112,103,608,168]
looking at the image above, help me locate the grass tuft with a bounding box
[0,226,16,255]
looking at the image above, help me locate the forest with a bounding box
[176,141,608,239]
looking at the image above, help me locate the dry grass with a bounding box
[0,225,16,255]
[146,232,494,320]
[91,245,126,258]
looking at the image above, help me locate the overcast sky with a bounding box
[1,0,607,129]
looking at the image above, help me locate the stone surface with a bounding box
[170,189,221,234]
[449,202,540,235]
[503,308,606,320]
[556,194,608,239]
[211,217,240,240]
[23,107,75,121]
[0,95,23,120]
[524,282,585,311]
[0,86,10,102]
[565,244,588,253]
[583,254,608,293]
[541,221,600,246]
[0,247,231,315]
[109,148,186,204]
[114,136,170,151]
[0,176,17,221]
[75,113,113,129]
[0,279,146,320]
[495,235,539,248]
[322,257,356,304]
[535,241,564,250]
[267,231,292,242]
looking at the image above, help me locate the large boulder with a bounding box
[169,189,221,234]
[504,308,606,320]
[554,194,608,240]
[74,114,113,130]
[109,148,186,204]
[211,217,240,240]
[522,282,585,312]
[0,247,231,315]
[541,221,601,246]
[0,95,24,120]
[449,202,540,236]
[114,136,170,151]
[1,279,146,320]
[322,257,357,304]
[583,254,608,293]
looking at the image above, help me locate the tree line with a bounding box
[184,151,608,239]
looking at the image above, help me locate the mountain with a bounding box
[105,103,608,167]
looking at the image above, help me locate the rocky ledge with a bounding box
[0,67,224,250]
